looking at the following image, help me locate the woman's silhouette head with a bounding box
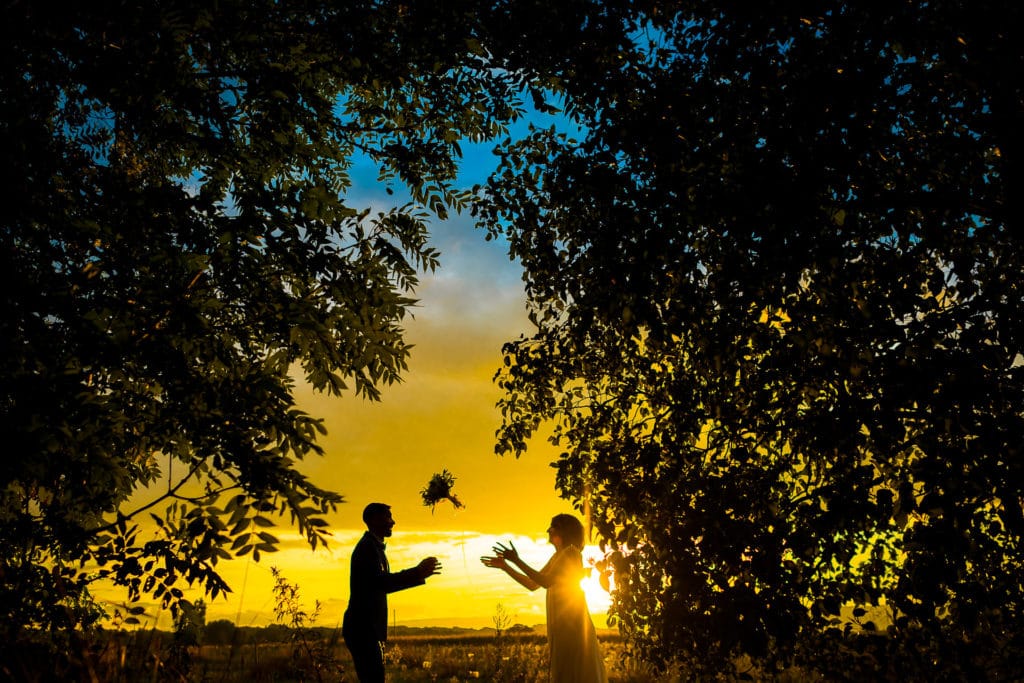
[549,513,585,548]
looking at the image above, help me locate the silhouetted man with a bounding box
[342,502,441,682]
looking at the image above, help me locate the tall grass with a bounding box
[1,576,708,681]
[3,629,691,682]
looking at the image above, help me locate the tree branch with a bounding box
[86,460,206,536]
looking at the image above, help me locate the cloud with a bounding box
[89,526,611,629]
[193,530,609,626]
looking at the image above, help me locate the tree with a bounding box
[204,618,237,647]
[478,0,1024,678]
[492,602,514,639]
[174,598,206,647]
[1,0,563,642]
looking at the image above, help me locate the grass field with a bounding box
[7,630,678,682]
[187,633,661,682]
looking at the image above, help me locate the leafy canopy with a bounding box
[478,0,1024,678]
[0,0,547,635]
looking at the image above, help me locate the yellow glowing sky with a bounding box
[96,203,612,631]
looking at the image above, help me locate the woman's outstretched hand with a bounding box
[492,541,520,563]
[481,540,520,571]
[482,541,543,592]
[479,554,509,571]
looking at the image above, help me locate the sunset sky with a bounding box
[98,113,612,631]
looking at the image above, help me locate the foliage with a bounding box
[0,0,548,638]
[174,598,206,647]
[420,469,465,512]
[270,567,342,682]
[477,0,1024,677]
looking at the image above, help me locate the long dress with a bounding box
[539,545,607,683]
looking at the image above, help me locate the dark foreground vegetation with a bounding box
[4,628,654,683]
[6,623,1014,682]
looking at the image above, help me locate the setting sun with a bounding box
[581,547,613,616]
[580,569,612,617]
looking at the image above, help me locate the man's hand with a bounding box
[417,556,442,579]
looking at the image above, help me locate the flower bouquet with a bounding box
[420,469,465,513]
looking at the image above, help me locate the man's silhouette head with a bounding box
[363,502,395,539]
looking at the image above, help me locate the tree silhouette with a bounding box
[1,0,574,643]
[478,1,1024,678]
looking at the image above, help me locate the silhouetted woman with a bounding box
[481,513,607,683]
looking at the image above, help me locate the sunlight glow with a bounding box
[580,573,612,613]
[581,546,612,613]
